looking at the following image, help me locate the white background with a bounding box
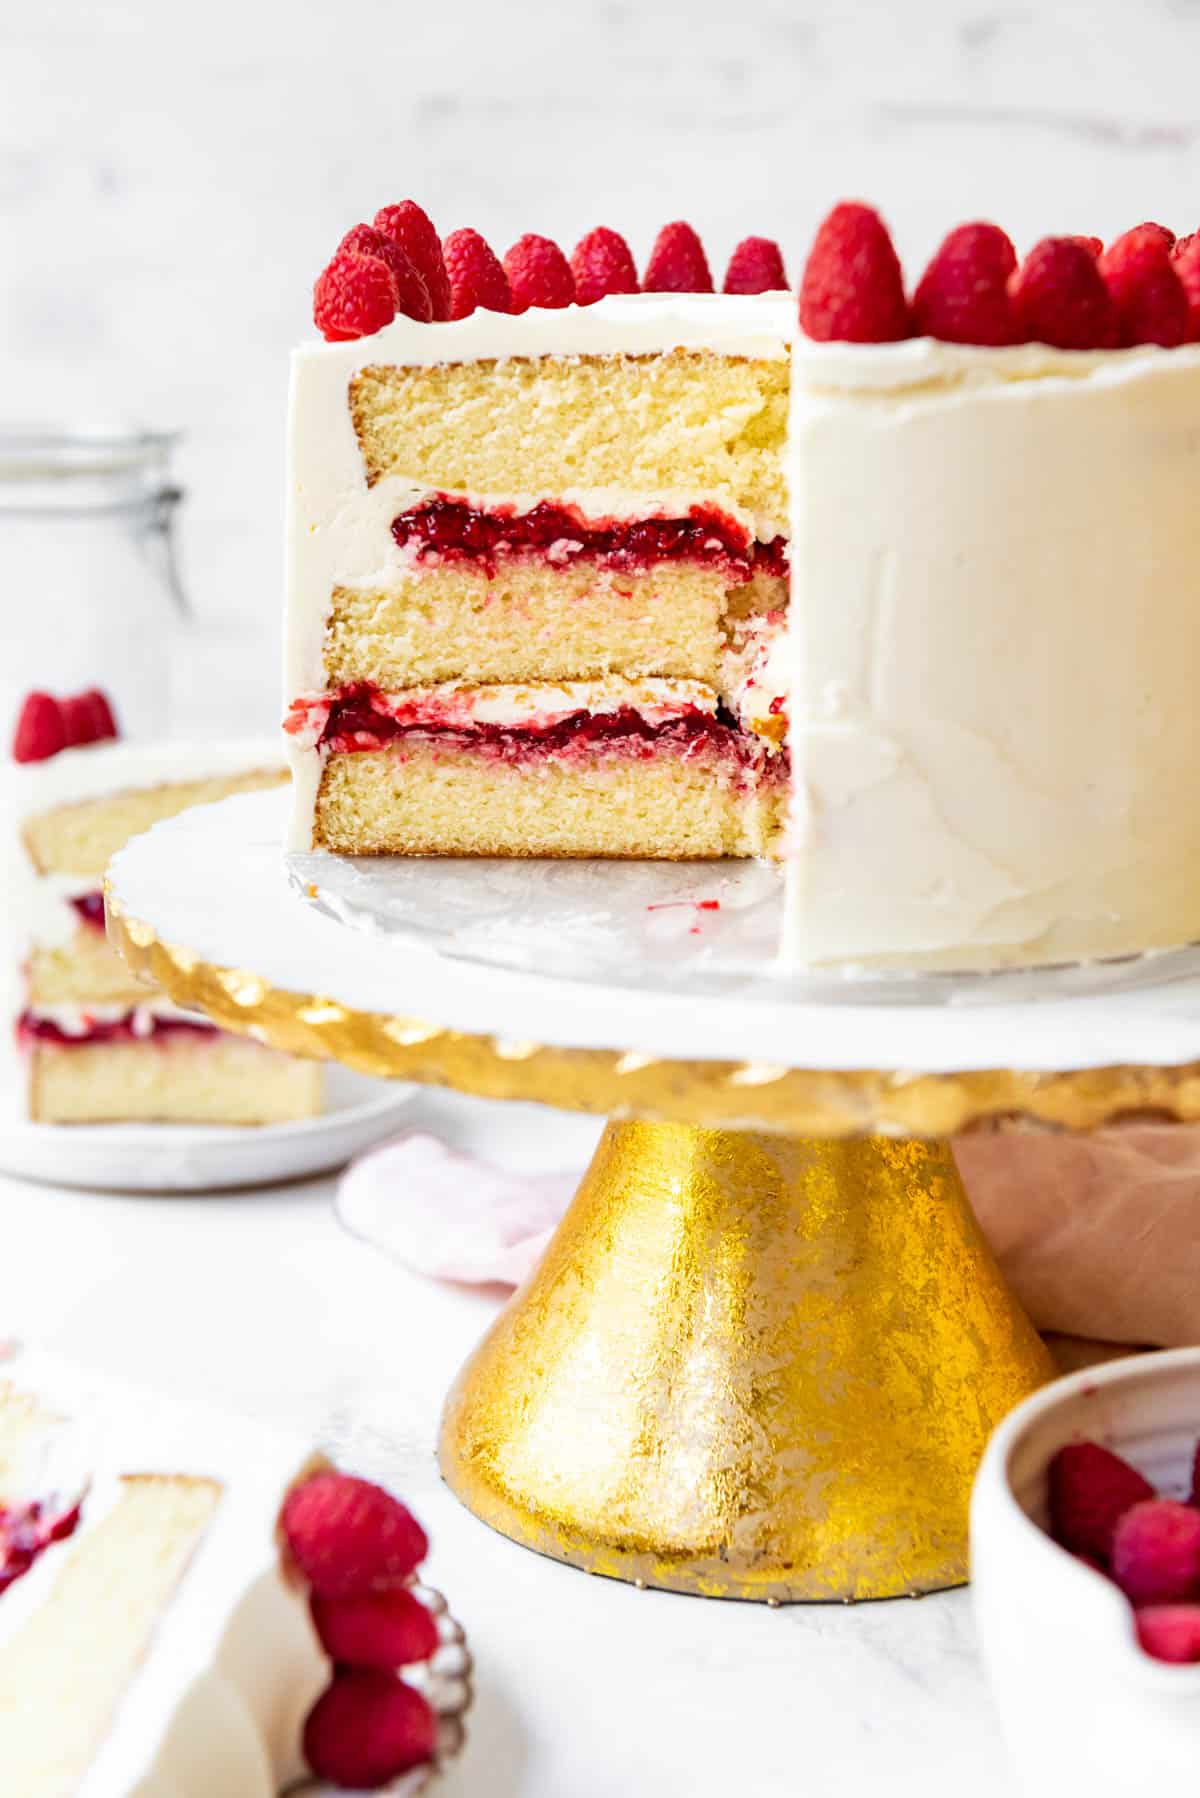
[4,0,1200,732]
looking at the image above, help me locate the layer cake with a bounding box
[285,205,1200,969]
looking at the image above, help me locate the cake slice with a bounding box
[0,1355,467,1795]
[5,695,323,1124]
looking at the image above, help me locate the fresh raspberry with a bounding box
[313,253,398,342]
[798,201,911,343]
[1111,1499,1200,1607]
[1135,1604,1200,1664]
[912,221,1020,346]
[442,228,513,320]
[1173,235,1200,340]
[1100,225,1190,346]
[280,1471,428,1598]
[642,221,713,293]
[373,201,452,320]
[1009,237,1119,350]
[12,693,66,764]
[571,227,638,305]
[337,225,431,322]
[503,234,575,312]
[1072,236,1104,259]
[311,1586,440,1669]
[303,1669,437,1788]
[1046,1440,1155,1564]
[1110,221,1175,253]
[723,236,788,295]
[60,688,118,748]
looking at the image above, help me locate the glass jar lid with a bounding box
[0,428,181,514]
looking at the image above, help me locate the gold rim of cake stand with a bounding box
[106,888,1200,1135]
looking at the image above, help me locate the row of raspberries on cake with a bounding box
[313,200,787,340]
[314,196,1200,351]
[799,203,1200,348]
[1049,1436,1200,1663]
[12,688,118,764]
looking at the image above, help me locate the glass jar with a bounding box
[0,430,189,746]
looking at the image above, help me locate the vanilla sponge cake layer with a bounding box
[350,352,789,524]
[0,1475,221,1798]
[23,769,288,877]
[326,561,785,691]
[314,742,785,859]
[27,925,146,1007]
[29,1034,324,1126]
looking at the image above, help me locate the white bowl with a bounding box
[972,1347,1200,1797]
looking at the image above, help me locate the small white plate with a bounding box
[0,1064,415,1192]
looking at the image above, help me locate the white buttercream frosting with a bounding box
[783,337,1200,966]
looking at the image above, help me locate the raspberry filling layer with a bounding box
[70,892,106,932]
[17,1010,219,1050]
[391,497,788,582]
[291,683,787,776]
[0,1498,82,1597]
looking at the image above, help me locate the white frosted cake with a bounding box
[3,703,323,1124]
[284,201,1200,969]
[0,1353,467,1795]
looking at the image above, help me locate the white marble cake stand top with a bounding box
[106,788,1200,1078]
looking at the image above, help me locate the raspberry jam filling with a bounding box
[296,683,786,775]
[69,892,106,932]
[391,497,788,582]
[17,1010,219,1050]
[0,1498,82,1597]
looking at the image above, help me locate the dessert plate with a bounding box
[0,1064,415,1193]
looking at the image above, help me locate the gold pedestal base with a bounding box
[440,1121,1054,1601]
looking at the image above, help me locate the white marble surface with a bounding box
[0,1087,1018,1796]
[4,0,1200,736]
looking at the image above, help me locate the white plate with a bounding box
[0,1063,415,1192]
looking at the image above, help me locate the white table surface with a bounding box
[0,1088,1018,1797]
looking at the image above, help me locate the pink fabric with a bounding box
[338,1125,1200,1348]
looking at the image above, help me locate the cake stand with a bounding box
[104,788,1200,1604]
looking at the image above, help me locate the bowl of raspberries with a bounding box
[972,1347,1200,1796]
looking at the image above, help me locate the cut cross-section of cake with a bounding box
[0,1354,470,1796]
[4,699,324,1124]
[285,297,794,859]
[286,203,1200,971]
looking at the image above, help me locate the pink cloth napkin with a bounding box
[338,1125,1200,1348]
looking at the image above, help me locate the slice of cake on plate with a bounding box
[284,201,1200,970]
[0,1352,469,1795]
[4,690,323,1124]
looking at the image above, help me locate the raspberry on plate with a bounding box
[280,1470,429,1598]
[1009,237,1119,350]
[1135,1603,1200,1664]
[912,221,1020,346]
[642,221,713,293]
[503,234,576,312]
[311,1585,441,1669]
[303,1668,437,1789]
[443,228,513,320]
[374,200,453,320]
[723,236,787,295]
[313,252,399,342]
[1046,1440,1155,1565]
[571,227,638,304]
[1111,1499,1200,1608]
[798,201,911,343]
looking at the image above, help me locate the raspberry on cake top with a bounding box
[285,200,1200,970]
